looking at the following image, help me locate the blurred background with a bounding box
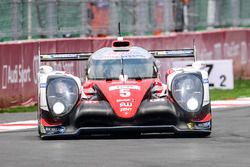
[0,0,250,109]
[0,0,250,41]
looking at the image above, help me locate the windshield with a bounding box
[87,58,157,80]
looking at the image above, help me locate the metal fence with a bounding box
[0,0,250,41]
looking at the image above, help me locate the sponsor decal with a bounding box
[149,99,165,102]
[109,85,140,91]
[120,108,132,112]
[195,121,211,129]
[203,78,209,84]
[52,54,78,58]
[92,52,121,60]
[159,50,193,56]
[40,83,47,88]
[120,102,132,108]
[187,123,195,129]
[1,64,31,89]
[119,101,133,113]
[121,54,149,59]
[83,100,99,104]
[92,51,150,60]
[188,121,210,130]
[108,85,142,116]
[42,54,81,59]
[45,126,65,135]
[116,99,131,103]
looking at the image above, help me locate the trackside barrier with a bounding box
[0,28,250,108]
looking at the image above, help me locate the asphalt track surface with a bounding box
[0,107,250,167]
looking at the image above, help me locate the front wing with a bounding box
[40,124,211,139]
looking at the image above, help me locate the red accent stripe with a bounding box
[201,113,211,122]
[193,113,211,122]
[41,118,62,126]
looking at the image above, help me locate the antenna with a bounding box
[117,22,123,41]
[193,39,197,62]
[38,42,41,56]
[118,22,121,37]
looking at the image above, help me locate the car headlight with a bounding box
[46,77,79,117]
[172,74,203,112]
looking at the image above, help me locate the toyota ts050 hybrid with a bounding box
[38,38,212,139]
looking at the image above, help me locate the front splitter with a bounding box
[40,125,211,139]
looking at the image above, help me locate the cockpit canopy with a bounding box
[87,46,158,80]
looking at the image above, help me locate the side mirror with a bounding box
[165,69,174,83]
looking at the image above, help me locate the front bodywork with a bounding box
[38,43,212,139]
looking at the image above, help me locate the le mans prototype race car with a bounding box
[38,38,212,139]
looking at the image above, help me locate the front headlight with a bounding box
[172,74,203,112]
[46,77,79,117]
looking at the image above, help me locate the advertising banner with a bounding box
[0,28,249,108]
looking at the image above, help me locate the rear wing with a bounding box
[150,49,196,60]
[39,49,196,62]
[39,53,92,62]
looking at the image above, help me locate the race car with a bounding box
[38,38,212,139]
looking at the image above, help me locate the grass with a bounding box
[210,79,250,101]
[0,105,37,114]
[0,79,249,113]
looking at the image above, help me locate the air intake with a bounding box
[112,40,131,47]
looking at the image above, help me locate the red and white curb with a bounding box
[0,120,38,132]
[1,98,250,133]
[211,98,250,109]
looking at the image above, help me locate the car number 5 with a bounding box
[120,89,131,97]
